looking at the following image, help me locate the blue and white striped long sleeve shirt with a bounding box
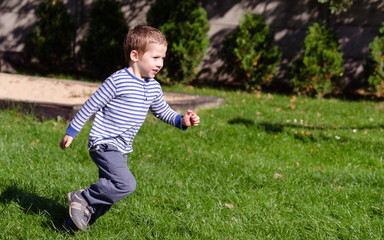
[65,68,186,154]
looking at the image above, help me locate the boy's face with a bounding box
[135,43,167,79]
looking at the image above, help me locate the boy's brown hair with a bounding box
[123,25,168,64]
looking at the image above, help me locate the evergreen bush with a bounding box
[289,23,344,97]
[219,13,281,92]
[25,0,76,73]
[147,0,210,84]
[81,0,128,79]
[365,22,384,95]
[317,0,353,14]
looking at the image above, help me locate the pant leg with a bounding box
[88,204,111,225]
[87,166,112,225]
[82,143,136,223]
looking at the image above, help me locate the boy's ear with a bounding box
[130,50,139,62]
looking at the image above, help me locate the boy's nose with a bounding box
[157,60,164,68]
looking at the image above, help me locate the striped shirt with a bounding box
[65,68,185,154]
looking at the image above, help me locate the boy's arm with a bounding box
[60,77,117,149]
[150,90,186,129]
[68,78,116,135]
[150,89,200,129]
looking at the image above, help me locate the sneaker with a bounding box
[62,217,79,231]
[67,190,92,231]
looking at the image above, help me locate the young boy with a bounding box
[60,25,200,231]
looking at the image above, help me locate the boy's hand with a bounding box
[182,110,200,127]
[60,134,73,149]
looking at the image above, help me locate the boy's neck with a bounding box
[127,66,146,81]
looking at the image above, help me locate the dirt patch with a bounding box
[0,73,199,105]
[0,73,224,120]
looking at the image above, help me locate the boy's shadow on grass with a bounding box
[0,183,69,232]
[228,117,284,133]
[228,116,384,131]
[227,117,384,151]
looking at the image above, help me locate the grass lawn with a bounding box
[1,86,384,239]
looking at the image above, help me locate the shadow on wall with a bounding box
[0,1,39,71]
[196,28,234,85]
[121,0,156,27]
[0,1,38,46]
[336,1,384,88]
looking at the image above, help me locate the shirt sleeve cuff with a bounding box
[65,124,79,138]
[176,114,188,130]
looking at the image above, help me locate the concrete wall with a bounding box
[0,0,383,88]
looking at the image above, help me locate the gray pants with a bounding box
[82,143,136,224]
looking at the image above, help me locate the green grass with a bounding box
[1,87,384,239]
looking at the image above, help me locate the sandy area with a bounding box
[0,73,99,105]
[0,73,196,106]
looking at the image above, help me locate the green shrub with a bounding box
[290,23,344,97]
[365,22,384,95]
[25,0,76,73]
[219,13,281,92]
[81,0,128,79]
[147,0,210,84]
[317,0,353,14]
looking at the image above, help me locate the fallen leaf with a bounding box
[274,173,283,179]
[30,139,40,146]
[290,96,297,103]
[144,154,152,158]
[290,104,296,110]
[225,203,234,209]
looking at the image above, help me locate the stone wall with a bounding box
[0,0,383,88]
